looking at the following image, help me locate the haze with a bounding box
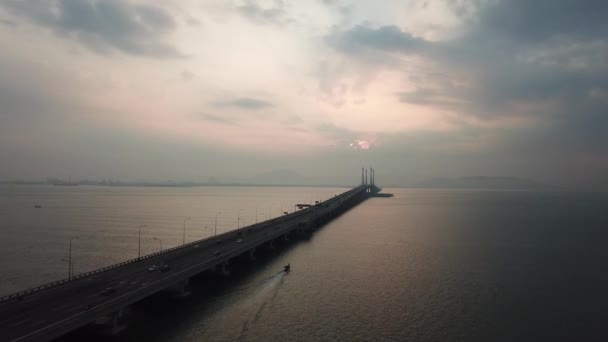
[0,0,606,189]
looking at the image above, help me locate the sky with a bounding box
[0,0,606,188]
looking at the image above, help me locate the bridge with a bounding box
[0,171,384,342]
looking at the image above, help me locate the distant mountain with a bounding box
[413,176,555,190]
[248,169,310,186]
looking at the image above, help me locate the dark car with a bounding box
[100,287,116,296]
[160,264,170,272]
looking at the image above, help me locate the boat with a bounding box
[34,205,42,208]
[283,263,290,272]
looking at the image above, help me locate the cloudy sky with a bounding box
[0,0,606,188]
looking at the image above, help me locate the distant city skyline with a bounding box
[0,1,606,190]
[1,172,556,191]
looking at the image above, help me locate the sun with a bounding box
[349,139,373,150]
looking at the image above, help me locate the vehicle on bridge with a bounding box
[100,287,116,296]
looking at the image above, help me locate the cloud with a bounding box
[235,0,289,25]
[1,0,180,57]
[326,1,608,118]
[181,71,196,82]
[459,1,608,116]
[197,98,276,128]
[198,113,237,126]
[0,17,15,26]
[185,16,201,26]
[397,86,467,109]
[328,24,428,55]
[214,97,274,110]
[475,0,608,44]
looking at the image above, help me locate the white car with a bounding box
[147,265,159,272]
[236,238,243,243]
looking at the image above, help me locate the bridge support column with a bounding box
[267,240,276,250]
[220,261,230,276]
[297,227,311,235]
[97,308,127,335]
[213,261,231,276]
[214,261,230,276]
[168,278,191,298]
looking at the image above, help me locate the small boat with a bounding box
[34,205,42,208]
[283,263,290,272]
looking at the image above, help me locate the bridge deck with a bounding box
[0,185,370,342]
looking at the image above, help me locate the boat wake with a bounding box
[197,269,287,341]
[218,270,285,297]
[236,272,285,341]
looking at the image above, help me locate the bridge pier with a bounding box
[96,308,127,336]
[212,261,231,276]
[267,240,276,250]
[295,221,312,235]
[167,278,191,298]
[296,227,312,236]
[221,261,231,275]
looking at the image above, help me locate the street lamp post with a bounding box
[138,224,146,260]
[182,217,190,245]
[153,237,163,252]
[68,236,79,280]
[237,210,241,229]
[214,212,221,236]
[203,226,207,238]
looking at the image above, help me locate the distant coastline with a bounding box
[0,176,558,190]
[0,179,353,188]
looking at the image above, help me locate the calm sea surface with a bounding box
[2,186,608,341]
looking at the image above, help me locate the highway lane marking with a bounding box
[51,303,71,312]
[86,294,100,301]
[10,317,31,326]
[30,320,47,327]
[0,311,32,325]
[0,317,17,325]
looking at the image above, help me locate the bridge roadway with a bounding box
[0,185,370,342]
